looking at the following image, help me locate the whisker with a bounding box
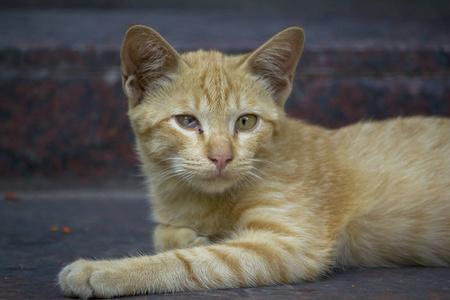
[249,158,278,168]
[250,165,268,177]
[152,157,183,167]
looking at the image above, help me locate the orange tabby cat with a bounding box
[58,26,450,298]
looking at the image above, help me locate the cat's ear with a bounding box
[244,27,304,106]
[120,25,182,106]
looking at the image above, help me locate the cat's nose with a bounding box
[208,152,234,173]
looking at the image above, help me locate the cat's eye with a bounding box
[236,114,258,132]
[175,115,200,130]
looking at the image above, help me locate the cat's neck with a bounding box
[148,172,238,236]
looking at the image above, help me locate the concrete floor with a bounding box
[1,189,449,299]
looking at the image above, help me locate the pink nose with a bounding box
[208,153,234,173]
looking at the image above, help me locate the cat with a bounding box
[58,25,450,298]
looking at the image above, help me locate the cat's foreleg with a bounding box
[153,224,211,252]
[58,232,331,298]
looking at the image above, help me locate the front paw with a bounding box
[58,259,125,299]
[154,225,210,252]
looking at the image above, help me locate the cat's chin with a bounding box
[193,177,237,194]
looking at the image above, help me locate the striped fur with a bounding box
[58,26,450,298]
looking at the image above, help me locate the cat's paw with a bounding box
[154,225,210,252]
[58,259,127,299]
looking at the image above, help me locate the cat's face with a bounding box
[129,51,282,193]
[121,26,304,193]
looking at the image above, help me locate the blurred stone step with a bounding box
[2,47,449,77]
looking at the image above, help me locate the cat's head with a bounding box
[120,26,304,193]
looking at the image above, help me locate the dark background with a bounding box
[1,0,449,186]
[1,2,450,299]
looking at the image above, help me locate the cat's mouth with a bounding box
[178,159,252,193]
[204,170,232,183]
[192,170,238,193]
[192,159,260,193]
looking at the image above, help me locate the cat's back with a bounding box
[334,116,450,187]
[336,116,449,152]
[331,116,450,267]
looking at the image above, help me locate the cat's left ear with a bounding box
[244,27,305,107]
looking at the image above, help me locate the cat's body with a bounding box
[59,26,450,298]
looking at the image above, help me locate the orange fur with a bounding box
[58,26,450,298]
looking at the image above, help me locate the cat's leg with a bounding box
[58,230,332,298]
[153,224,211,252]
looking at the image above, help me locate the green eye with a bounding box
[176,115,200,129]
[236,114,258,132]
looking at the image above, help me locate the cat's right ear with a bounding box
[120,25,182,106]
[244,27,305,107]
